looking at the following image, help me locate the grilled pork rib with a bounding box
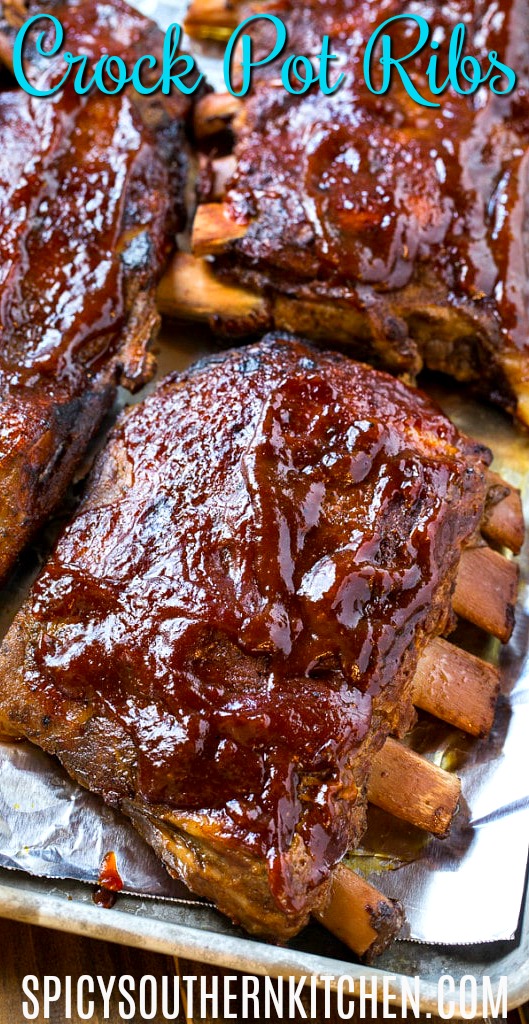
[190,0,529,423]
[0,0,200,581]
[0,336,491,940]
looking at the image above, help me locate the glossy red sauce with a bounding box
[0,0,186,580]
[0,89,143,388]
[98,850,124,892]
[0,0,182,389]
[28,338,489,911]
[92,851,123,907]
[225,0,529,354]
[92,889,118,908]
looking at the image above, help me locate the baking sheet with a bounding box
[1,864,529,1016]
[0,329,528,948]
[350,383,529,944]
[0,0,528,1000]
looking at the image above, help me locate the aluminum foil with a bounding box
[0,740,198,902]
[0,327,528,946]
[0,0,528,948]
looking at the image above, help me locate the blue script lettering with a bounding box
[13,11,516,105]
[364,14,516,107]
[364,14,433,106]
[224,14,344,98]
[13,17,203,97]
[13,15,70,97]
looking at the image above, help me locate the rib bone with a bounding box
[482,472,524,554]
[453,546,518,643]
[185,0,239,39]
[192,202,248,256]
[194,95,242,140]
[157,252,267,326]
[368,738,461,838]
[316,864,404,959]
[413,638,499,737]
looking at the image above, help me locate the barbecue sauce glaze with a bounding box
[0,87,152,387]
[0,0,193,581]
[0,0,192,389]
[28,338,489,913]
[224,0,529,354]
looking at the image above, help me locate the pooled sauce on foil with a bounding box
[93,850,123,908]
[98,850,124,892]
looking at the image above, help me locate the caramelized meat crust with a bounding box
[0,335,490,939]
[196,0,529,422]
[0,0,199,580]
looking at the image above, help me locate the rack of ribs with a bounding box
[0,335,521,952]
[0,0,202,581]
[159,0,529,424]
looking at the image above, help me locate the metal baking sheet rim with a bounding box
[0,870,528,1015]
[1,2,527,1007]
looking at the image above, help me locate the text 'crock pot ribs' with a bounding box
[0,334,505,943]
[0,0,200,581]
[162,0,529,424]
